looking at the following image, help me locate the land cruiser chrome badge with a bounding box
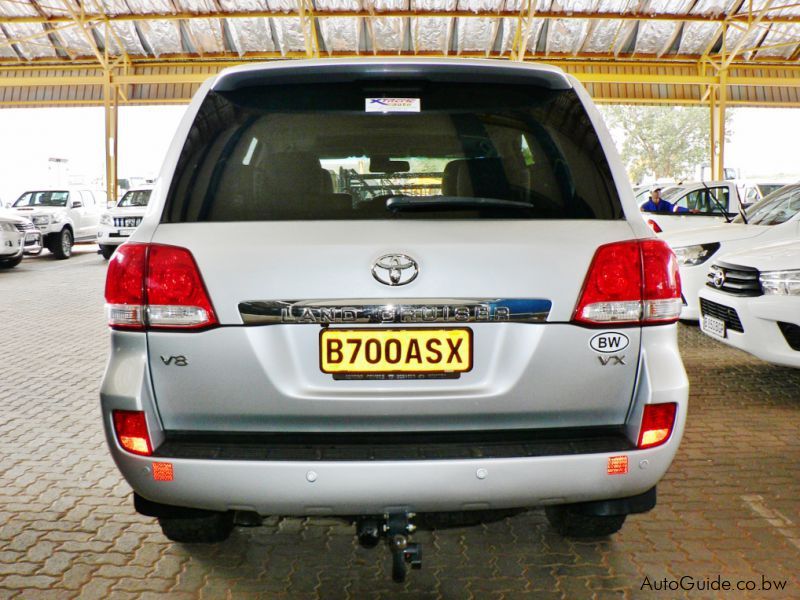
[372,254,419,286]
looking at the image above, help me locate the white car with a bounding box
[665,184,800,320]
[0,212,25,269]
[11,188,106,259]
[99,59,688,573]
[0,210,42,268]
[699,240,800,368]
[738,180,789,206]
[98,187,153,259]
[641,181,743,235]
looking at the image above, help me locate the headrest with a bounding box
[441,158,511,199]
[259,152,327,194]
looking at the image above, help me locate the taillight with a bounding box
[647,219,662,233]
[146,245,217,329]
[105,244,147,330]
[112,410,153,456]
[641,240,682,323]
[637,403,677,449]
[573,239,681,326]
[104,243,217,331]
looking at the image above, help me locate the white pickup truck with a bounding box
[641,181,744,235]
[11,188,106,259]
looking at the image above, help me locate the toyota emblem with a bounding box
[372,254,419,286]
[710,267,726,289]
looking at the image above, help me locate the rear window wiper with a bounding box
[385,195,534,212]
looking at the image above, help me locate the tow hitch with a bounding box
[356,512,422,582]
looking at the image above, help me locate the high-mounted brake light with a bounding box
[112,410,153,456]
[637,403,677,449]
[573,239,681,326]
[105,244,217,331]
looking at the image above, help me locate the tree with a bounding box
[599,105,732,184]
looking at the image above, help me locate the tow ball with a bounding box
[356,512,422,583]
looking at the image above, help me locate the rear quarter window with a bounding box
[164,81,623,222]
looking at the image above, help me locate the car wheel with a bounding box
[0,254,23,269]
[99,244,116,260]
[158,512,235,543]
[51,228,73,260]
[544,505,626,538]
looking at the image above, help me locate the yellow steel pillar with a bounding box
[709,70,727,180]
[104,74,119,207]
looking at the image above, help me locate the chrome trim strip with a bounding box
[238,298,551,325]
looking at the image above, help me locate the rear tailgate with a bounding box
[144,62,641,434]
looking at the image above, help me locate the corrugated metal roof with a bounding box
[0,1,799,107]
[2,1,799,62]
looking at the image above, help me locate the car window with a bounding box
[673,190,702,211]
[708,186,730,213]
[13,191,69,208]
[673,187,728,215]
[735,185,800,226]
[759,184,783,198]
[79,191,94,207]
[164,82,623,222]
[634,188,651,204]
[659,186,681,201]
[118,190,152,208]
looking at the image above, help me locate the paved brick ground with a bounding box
[1,247,799,599]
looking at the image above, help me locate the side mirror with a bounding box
[71,201,83,209]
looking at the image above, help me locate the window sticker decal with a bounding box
[365,98,421,113]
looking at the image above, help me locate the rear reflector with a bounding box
[112,410,153,456]
[637,403,677,449]
[152,462,174,482]
[573,239,681,326]
[105,244,217,331]
[607,455,629,475]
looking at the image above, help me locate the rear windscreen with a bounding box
[163,82,623,222]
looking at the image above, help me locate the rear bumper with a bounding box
[100,325,688,515]
[110,434,677,515]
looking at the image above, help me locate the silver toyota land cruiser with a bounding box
[101,58,688,581]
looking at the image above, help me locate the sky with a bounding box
[0,104,798,204]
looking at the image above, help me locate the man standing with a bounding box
[640,187,690,213]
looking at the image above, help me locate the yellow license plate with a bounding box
[320,328,472,375]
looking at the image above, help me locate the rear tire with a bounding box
[50,228,73,260]
[0,254,23,269]
[158,512,235,543]
[545,505,626,538]
[99,244,116,260]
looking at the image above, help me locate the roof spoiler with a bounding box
[212,59,573,92]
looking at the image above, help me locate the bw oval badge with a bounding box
[590,332,630,353]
